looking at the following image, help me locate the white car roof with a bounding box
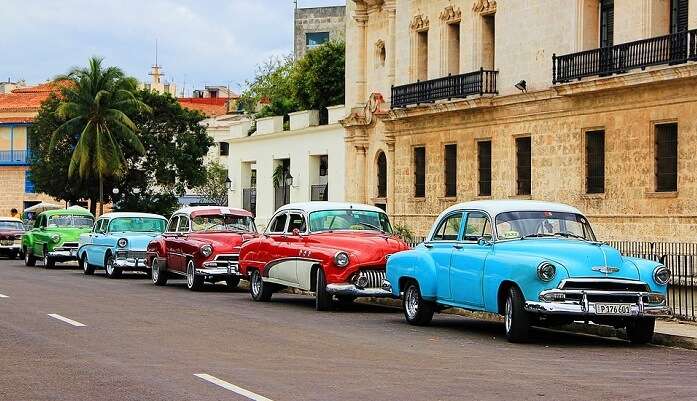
[440,200,584,219]
[98,212,167,220]
[0,217,23,223]
[173,206,252,216]
[276,202,387,214]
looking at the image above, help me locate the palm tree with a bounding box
[50,57,150,215]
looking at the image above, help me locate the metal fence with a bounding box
[403,238,696,321]
[391,68,498,108]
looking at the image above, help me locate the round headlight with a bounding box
[334,251,349,267]
[201,244,213,257]
[117,238,128,248]
[653,265,670,285]
[50,234,61,243]
[537,262,556,282]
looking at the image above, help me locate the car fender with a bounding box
[146,238,168,268]
[386,247,438,300]
[624,256,666,293]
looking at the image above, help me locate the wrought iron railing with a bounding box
[392,69,498,108]
[553,29,697,84]
[242,188,256,216]
[0,149,31,165]
[311,184,328,201]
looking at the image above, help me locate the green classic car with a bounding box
[23,208,95,268]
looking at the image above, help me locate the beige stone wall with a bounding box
[0,167,61,216]
[294,6,346,59]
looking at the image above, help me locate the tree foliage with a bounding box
[238,55,298,115]
[193,160,230,206]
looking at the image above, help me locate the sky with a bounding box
[1,0,343,96]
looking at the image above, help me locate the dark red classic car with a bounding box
[238,202,410,310]
[145,206,257,291]
[0,218,25,259]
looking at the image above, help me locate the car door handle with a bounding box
[452,244,463,250]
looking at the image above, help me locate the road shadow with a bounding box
[265,294,400,314]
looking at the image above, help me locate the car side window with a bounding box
[431,213,463,241]
[463,212,492,242]
[268,213,288,234]
[94,219,105,234]
[40,215,47,228]
[177,216,190,233]
[286,213,306,233]
[167,216,179,233]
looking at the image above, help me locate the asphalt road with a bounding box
[0,258,696,401]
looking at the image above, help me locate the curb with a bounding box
[360,297,697,350]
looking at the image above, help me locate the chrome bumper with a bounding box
[196,263,239,276]
[325,283,397,298]
[48,248,78,259]
[525,289,672,317]
[0,244,21,251]
[114,258,146,269]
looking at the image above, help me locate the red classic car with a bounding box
[145,206,257,291]
[238,202,410,310]
[0,218,25,259]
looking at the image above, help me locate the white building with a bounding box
[225,105,346,229]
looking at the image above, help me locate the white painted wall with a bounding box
[227,107,346,230]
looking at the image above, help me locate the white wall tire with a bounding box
[504,286,530,343]
[104,254,122,279]
[186,260,203,291]
[250,269,273,301]
[81,254,95,275]
[402,281,434,326]
[151,258,168,286]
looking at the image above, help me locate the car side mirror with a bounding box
[478,238,492,247]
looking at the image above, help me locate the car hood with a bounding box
[495,238,640,280]
[110,232,162,250]
[44,227,92,242]
[187,232,255,253]
[307,231,409,265]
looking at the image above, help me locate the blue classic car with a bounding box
[77,212,168,278]
[384,200,672,343]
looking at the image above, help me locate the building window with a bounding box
[478,140,492,196]
[414,147,426,198]
[417,30,429,81]
[447,22,460,75]
[376,151,387,198]
[655,123,678,192]
[444,144,457,197]
[306,32,329,48]
[671,0,689,33]
[24,170,35,194]
[219,142,229,156]
[585,130,605,194]
[319,155,328,177]
[516,137,531,196]
[375,40,386,68]
[600,0,614,47]
[481,14,495,69]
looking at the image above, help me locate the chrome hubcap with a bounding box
[505,297,513,333]
[83,257,87,271]
[252,272,262,296]
[152,261,159,282]
[405,286,419,319]
[187,262,194,288]
[106,259,113,275]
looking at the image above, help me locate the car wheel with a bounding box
[225,276,240,290]
[626,317,655,345]
[504,286,530,343]
[24,248,36,267]
[315,268,333,311]
[43,248,54,269]
[104,254,122,279]
[403,281,434,326]
[250,269,273,301]
[186,260,203,291]
[151,258,168,286]
[81,254,95,275]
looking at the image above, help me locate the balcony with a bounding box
[0,150,31,166]
[311,184,328,201]
[553,29,697,84]
[391,69,498,109]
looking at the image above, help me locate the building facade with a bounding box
[343,0,697,241]
[227,106,346,230]
[0,82,65,215]
[294,5,347,59]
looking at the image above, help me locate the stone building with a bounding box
[342,0,697,242]
[294,5,346,59]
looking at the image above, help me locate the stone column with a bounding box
[354,9,369,106]
[385,137,396,216]
[354,144,368,204]
[385,1,397,90]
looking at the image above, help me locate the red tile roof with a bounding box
[0,80,67,114]
[178,97,229,117]
[0,117,33,124]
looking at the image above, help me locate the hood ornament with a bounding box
[592,266,620,274]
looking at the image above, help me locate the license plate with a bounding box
[0,240,12,246]
[595,303,632,315]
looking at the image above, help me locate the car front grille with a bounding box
[207,254,239,268]
[353,269,386,289]
[560,279,650,292]
[61,242,79,249]
[116,250,147,259]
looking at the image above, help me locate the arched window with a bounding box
[376,151,387,198]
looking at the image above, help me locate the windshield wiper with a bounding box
[355,222,384,232]
[520,233,556,240]
[554,232,588,240]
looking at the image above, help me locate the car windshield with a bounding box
[309,209,393,233]
[109,217,166,233]
[0,221,24,231]
[495,211,596,241]
[47,215,95,228]
[191,214,255,232]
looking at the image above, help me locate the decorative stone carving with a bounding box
[440,5,462,23]
[472,0,496,14]
[410,14,429,31]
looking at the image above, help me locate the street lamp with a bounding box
[284,172,294,187]
[133,187,141,195]
[225,177,232,190]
